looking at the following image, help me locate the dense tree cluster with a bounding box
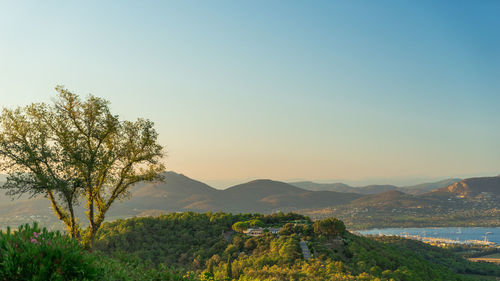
[93,212,499,280]
[94,212,232,267]
[369,236,500,277]
[313,217,346,238]
[232,219,264,233]
[94,211,307,268]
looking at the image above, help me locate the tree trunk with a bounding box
[67,203,80,239]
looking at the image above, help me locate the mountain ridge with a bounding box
[427,176,500,198]
[289,178,461,195]
[0,172,498,230]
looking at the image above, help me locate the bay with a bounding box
[358,227,500,245]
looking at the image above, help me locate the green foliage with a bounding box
[94,212,233,267]
[94,252,198,281]
[0,223,98,281]
[340,233,467,280]
[257,212,310,225]
[0,223,200,281]
[278,223,312,236]
[24,211,493,281]
[231,219,264,233]
[313,217,346,238]
[370,235,500,277]
[247,219,264,228]
[94,212,310,270]
[231,222,248,233]
[0,87,165,248]
[225,257,232,280]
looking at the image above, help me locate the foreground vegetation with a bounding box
[0,223,194,281]
[2,213,499,280]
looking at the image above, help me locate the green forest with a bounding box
[4,212,496,281]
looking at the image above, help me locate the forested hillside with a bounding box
[93,212,500,280]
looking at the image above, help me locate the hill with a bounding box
[216,179,361,213]
[300,176,500,229]
[112,171,219,214]
[0,172,362,228]
[289,181,398,194]
[357,184,398,194]
[0,173,498,230]
[115,174,362,214]
[428,176,500,198]
[400,178,461,195]
[290,178,461,195]
[348,190,435,210]
[93,212,500,280]
[288,181,358,193]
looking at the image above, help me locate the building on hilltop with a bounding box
[243,227,282,236]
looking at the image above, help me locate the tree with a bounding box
[0,86,165,249]
[313,217,346,238]
[226,256,233,280]
[278,223,298,236]
[232,221,248,233]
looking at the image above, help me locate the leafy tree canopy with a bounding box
[0,86,165,248]
[313,217,346,238]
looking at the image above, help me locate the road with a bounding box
[300,240,311,260]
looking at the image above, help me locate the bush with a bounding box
[0,223,98,281]
[94,251,199,281]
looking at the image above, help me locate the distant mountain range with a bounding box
[301,176,500,228]
[118,173,362,214]
[0,172,498,229]
[289,178,462,195]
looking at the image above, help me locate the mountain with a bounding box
[0,172,363,228]
[427,176,500,198]
[400,178,462,195]
[117,171,219,211]
[348,190,434,210]
[300,176,500,228]
[217,179,361,213]
[289,181,398,194]
[289,181,356,193]
[121,175,363,213]
[0,173,497,230]
[290,179,460,195]
[357,184,398,194]
[312,176,499,212]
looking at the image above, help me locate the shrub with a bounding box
[93,251,199,281]
[0,223,98,281]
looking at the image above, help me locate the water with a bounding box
[358,227,500,245]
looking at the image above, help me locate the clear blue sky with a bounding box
[0,1,499,187]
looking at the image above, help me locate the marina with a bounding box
[358,227,500,247]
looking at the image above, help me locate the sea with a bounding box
[358,227,500,245]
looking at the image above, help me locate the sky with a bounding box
[0,1,499,188]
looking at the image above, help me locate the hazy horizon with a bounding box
[1,1,499,185]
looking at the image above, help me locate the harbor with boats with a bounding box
[358,227,500,248]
